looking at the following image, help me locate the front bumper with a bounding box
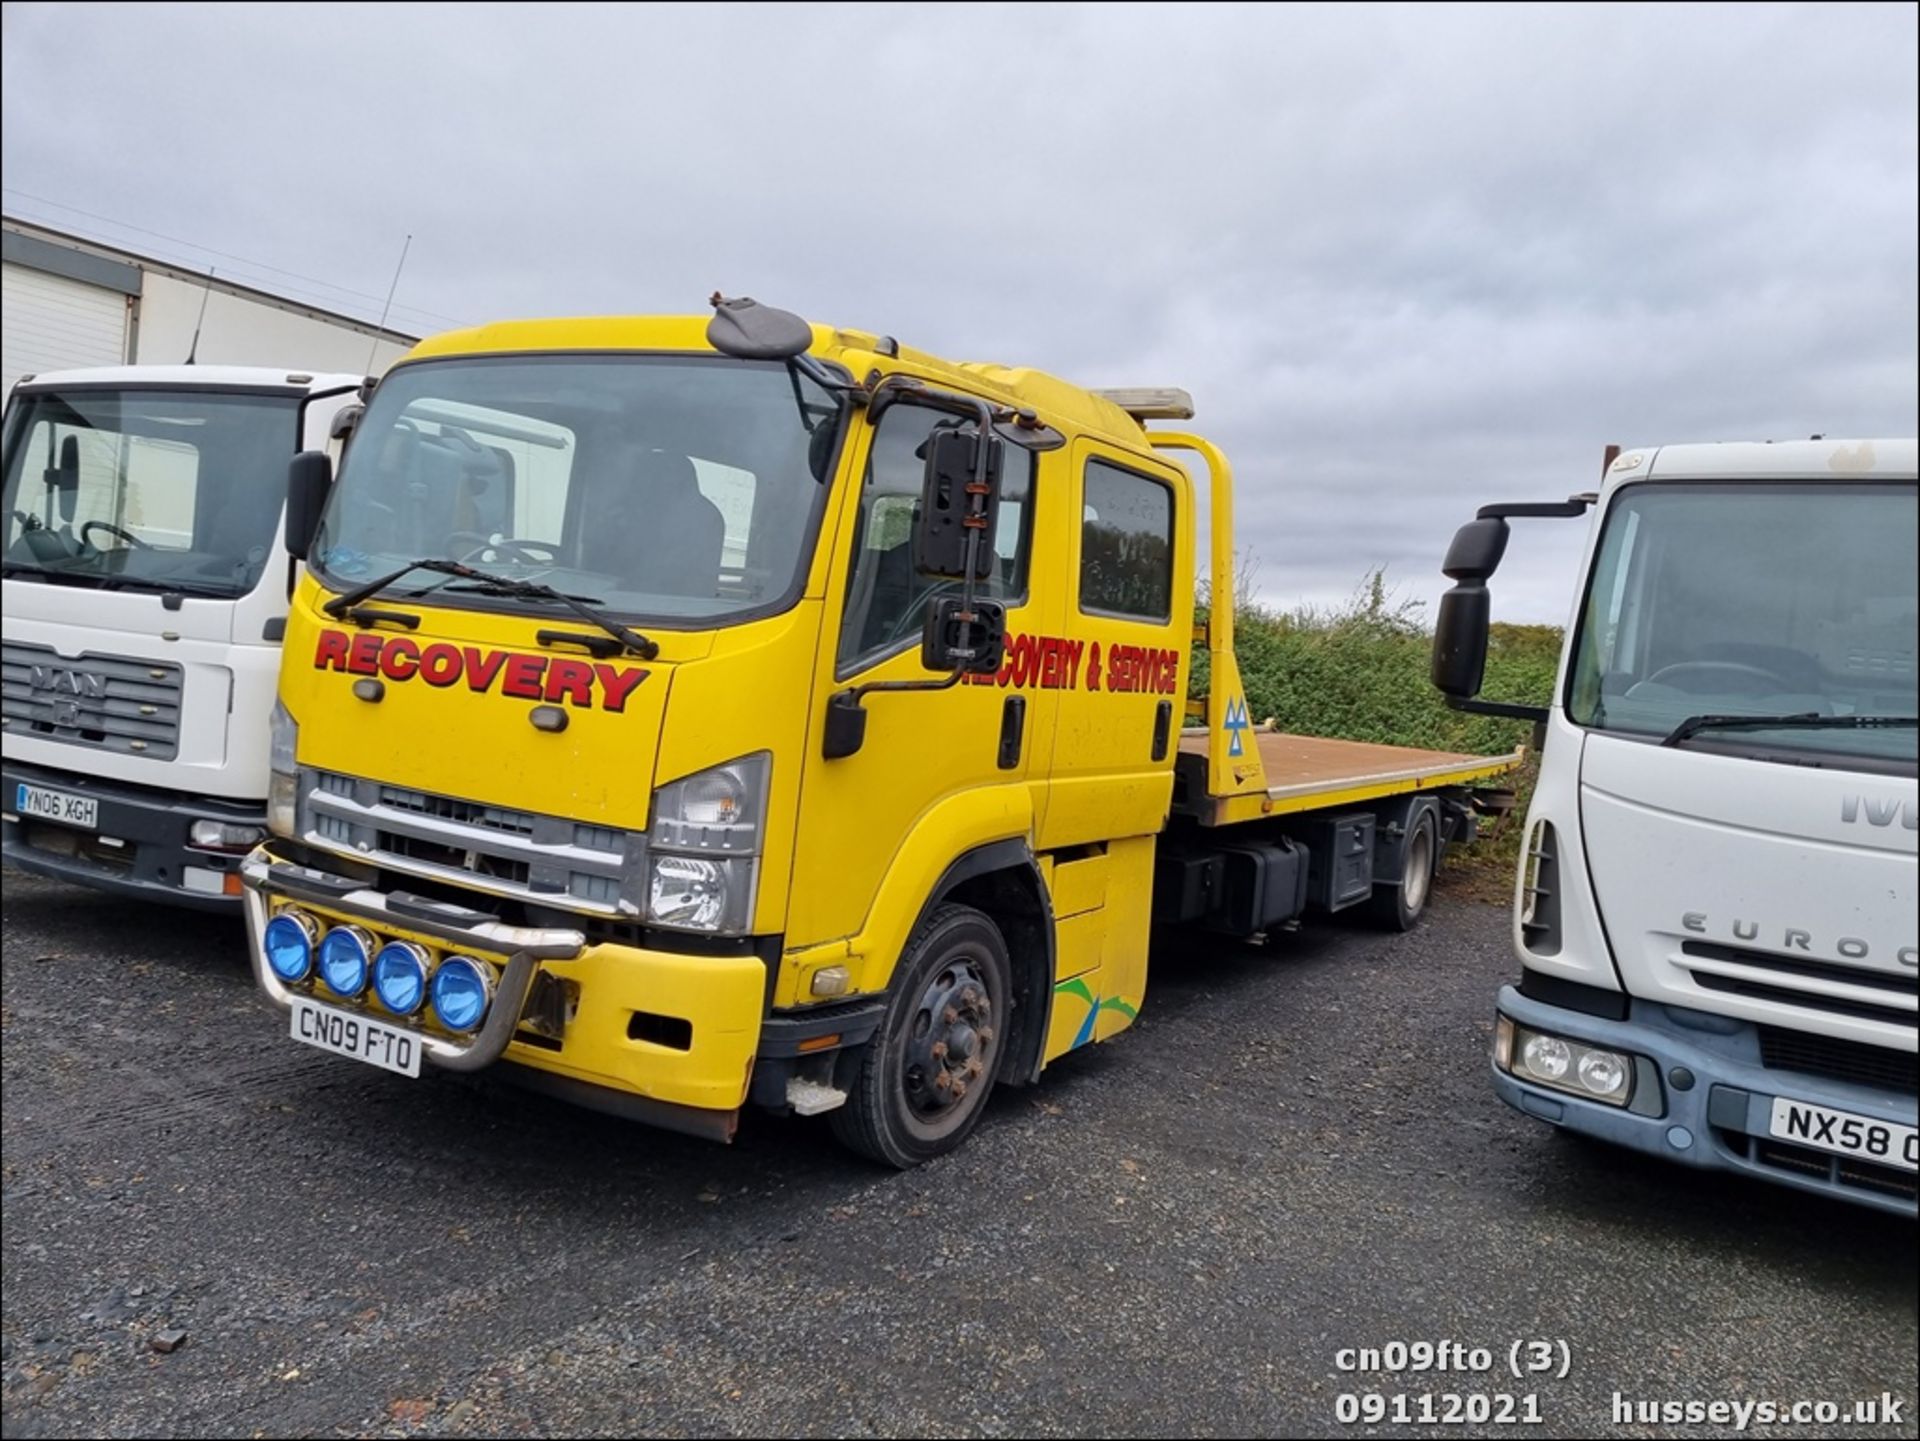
[1494,984,1918,1216]
[239,846,767,1139]
[2,760,262,912]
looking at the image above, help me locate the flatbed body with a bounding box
[1175,728,1523,825]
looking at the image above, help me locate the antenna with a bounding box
[184,266,216,364]
[365,234,412,374]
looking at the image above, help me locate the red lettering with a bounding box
[418,644,462,686]
[500,653,547,700]
[463,647,507,693]
[314,630,350,671]
[544,659,596,707]
[594,663,648,713]
[1040,638,1061,689]
[1162,650,1179,694]
[1064,639,1084,689]
[378,636,420,681]
[347,632,383,676]
[1086,641,1102,691]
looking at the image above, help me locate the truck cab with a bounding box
[1435,439,1918,1213]
[2,366,363,908]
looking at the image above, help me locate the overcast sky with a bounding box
[4,2,1915,622]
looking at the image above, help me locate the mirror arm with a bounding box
[846,668,966,705]
[823,668,967,760]
[1476,495,1594,521]
[1445,696,1549,722]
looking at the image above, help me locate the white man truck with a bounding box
[1434,439,1918,1214]
[3,366,363,909]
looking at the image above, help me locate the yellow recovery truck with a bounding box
[241,299,1519,1165]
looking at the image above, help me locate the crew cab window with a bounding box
[1080,459,1173,621]
[838,406,1033,671]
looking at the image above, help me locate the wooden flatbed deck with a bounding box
[1176,729,1523,821]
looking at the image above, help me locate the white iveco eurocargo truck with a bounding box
[3,367,362,908]
[1434,439,1917,1214]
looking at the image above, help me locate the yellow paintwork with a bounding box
[253,312,1515,1132]
[274,897,764,1111]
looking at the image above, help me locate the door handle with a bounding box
[1151,699,1173,762]
[998,695,1026,770]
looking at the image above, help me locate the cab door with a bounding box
[1032,440,1192,1055]
[1040,439,1193,849]
[785,397,1058,958]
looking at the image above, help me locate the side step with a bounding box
[787,1078,848,1116]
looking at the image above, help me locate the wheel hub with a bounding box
[902,960,995,1118]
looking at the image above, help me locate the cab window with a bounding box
[838,406,1033,671]
[1080,459,1173,621]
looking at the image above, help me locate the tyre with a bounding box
[830,903,1012,1168]
[1366,808,1437,931]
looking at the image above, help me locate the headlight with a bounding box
[317,924,374,999]
[649,853,757,933]
[373,942,431,1016]
[1500,1019,1636,1107]
[646,753,769,933]
[267,700,299,838]
[189,819,268,851]
[262,909,320,983]
[431,956,494,1033]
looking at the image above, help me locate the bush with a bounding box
[1193,569,1559,758]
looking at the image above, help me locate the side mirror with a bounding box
[922,595,1007,674]
[285,450,333,561]
[329,403,364,442]
[914,426,1001,579]
[1430,517,1509,699]
[46,435,80,524]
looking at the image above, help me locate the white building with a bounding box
[2,215,416,394]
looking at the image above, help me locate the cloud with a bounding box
[5,1,1913,621]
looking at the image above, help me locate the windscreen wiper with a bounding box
[321,557,477,617]
[322,557,657,659]
[1662,712,1920,747]
[438,578,658,659]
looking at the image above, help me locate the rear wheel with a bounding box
[1366,809,1437,931]
[830,904,1010,1168]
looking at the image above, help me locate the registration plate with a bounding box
[15,783,98,830]
[289,996,422,1078]
[1769,1097,1918,1171]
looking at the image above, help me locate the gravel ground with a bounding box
[2,867,1914,1439]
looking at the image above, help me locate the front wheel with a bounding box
[1366,809,1437,931]
[830,904,1011,1168]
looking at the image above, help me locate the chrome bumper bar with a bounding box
[239,846,586,1073]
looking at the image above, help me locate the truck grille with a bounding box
[1679,941,1918,1029]
[0,642,184,761]
[1717,1129,1919,1203]
[300,770,641,916]
[1759,1027,1919,1097]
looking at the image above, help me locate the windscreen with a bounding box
[1,388,301,597]
[1566,482,1918,769]
[311,355,840,624]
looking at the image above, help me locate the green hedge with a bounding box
[1193,570,1561,757]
